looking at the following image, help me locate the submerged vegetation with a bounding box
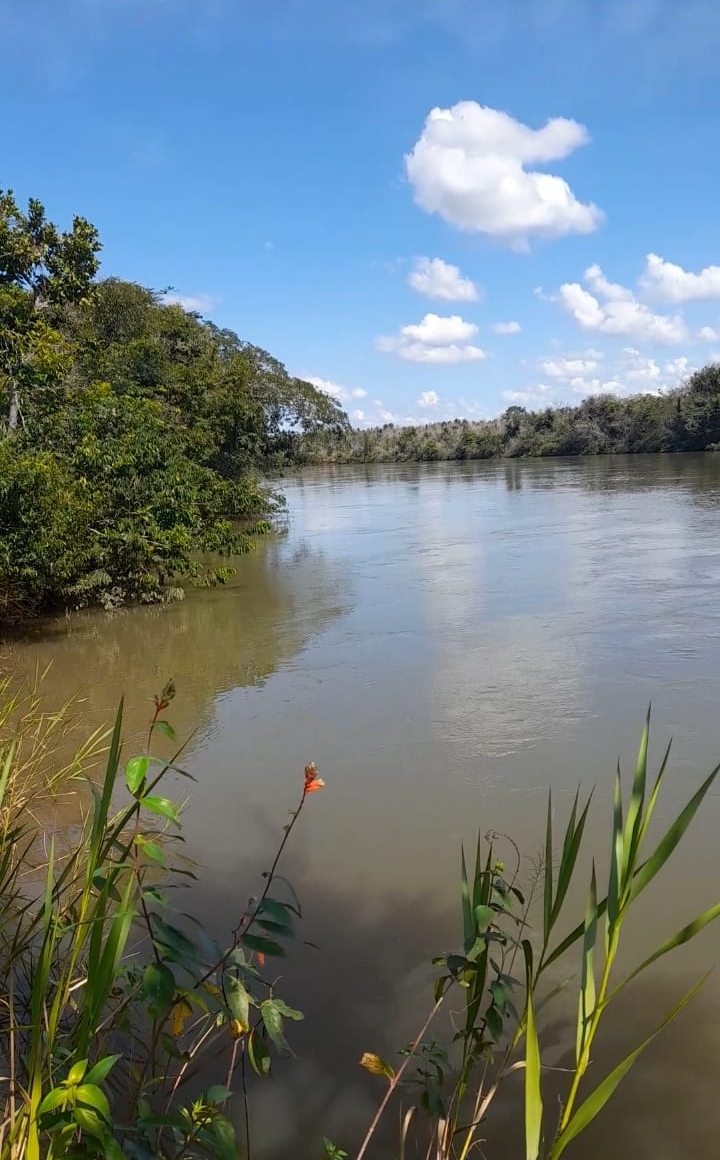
[287,362,720,465]
[0,190,348,620]
[0,674,719,1159]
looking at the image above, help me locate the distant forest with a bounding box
[285,363,720,465]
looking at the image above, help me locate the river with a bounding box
[4,454,720,1158]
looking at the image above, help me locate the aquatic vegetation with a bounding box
[0,678,718,1159]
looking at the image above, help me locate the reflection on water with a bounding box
[1,537,351,752]
[4,455,720,1157]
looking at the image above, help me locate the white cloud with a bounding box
[521,345,698,408]
[559,266,688,344]
[418,390,440,408]
[350,409,365,422]
[502,386,554,405]
[493,320,521,334]
[640,253,720,302]
[405,101,603,246]
[401,313,477,344]
[407,256,480,302]
[306,376,367,403]
[376,312,486,363]
[161,292,218,314]
[540,356,602,379]
[700,326,720,341]
[584,263,633,301]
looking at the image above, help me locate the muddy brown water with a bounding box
[4,455,720,1159]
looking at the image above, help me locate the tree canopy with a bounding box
[0,192,349,620]
[284,364,720,465]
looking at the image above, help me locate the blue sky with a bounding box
[4,0,720,424]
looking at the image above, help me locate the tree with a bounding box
[0,190,101,431]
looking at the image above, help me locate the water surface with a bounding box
[5,455,720,1158]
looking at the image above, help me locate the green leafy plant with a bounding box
[354,712,720,1160]
[0,678,322,1159]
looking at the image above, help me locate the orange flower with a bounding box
[304,762,325,795]
[256,951,265,968]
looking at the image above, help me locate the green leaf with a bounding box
[142,962,176,1010]
[241,932,286,958]
[37,1088,68,1116]
[73,1105,107,1140]
[610,901,720,999]
[66,1059,88,1086]
[206,1085,233,1105]
[256,918,295,939]
[270,998,303,1021]
[543,791,553,942]
[630,759,720,901]
[152,916,205,966]
[125,755,149,796]
[142,886,167,907]
[134,835,166,866]
[622,709,650,881]
[75,1084,111,1125]
[247,1027,271,1076]
[257,897,297,925]
[607,765,624,935]
[550,975,707,1159]
[576,864,598,1069]
[84,1055,121,1086]
[485,1004,503,1041]
[474,904,494,933]
[261,998,288,1051]
[226,977,250,1030]
[142,795,180,824]
[153,719,177,742]
[523,941,543,1160]
[551,791,593,929]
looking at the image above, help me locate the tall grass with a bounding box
[353,711,720,1160]
[0,682,718,1160]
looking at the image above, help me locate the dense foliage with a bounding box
[0,191,348,619]
[287,363,720,465]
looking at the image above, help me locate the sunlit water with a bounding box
[4,455,720,1158]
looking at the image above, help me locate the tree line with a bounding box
[285,363,720,465]
[0,190,348,620]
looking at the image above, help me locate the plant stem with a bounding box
[354,997,445,1160]
[554,927,619,1141]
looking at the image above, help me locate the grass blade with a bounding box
[622,709,649,880]
[549,974,707,1160]
[523,940,543,1160]
[551,791,592,930]
[631,760,720,901]
[576,864,598,1070]
[543,792,553,943]
[607,764,624,935]
[608,903,720,1001]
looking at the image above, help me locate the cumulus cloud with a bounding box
[418,390,440,408]
[559,266,688,344]
[540,356,602,379]
[493,320,521,334]
[376,313,486,363]
[700,325,720,341]
[161,292,218,314]
[306,376,367,403]
[405,101,603,246]
[522,346,697,407]
[407,256,479,301]
[640,254,720,302]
